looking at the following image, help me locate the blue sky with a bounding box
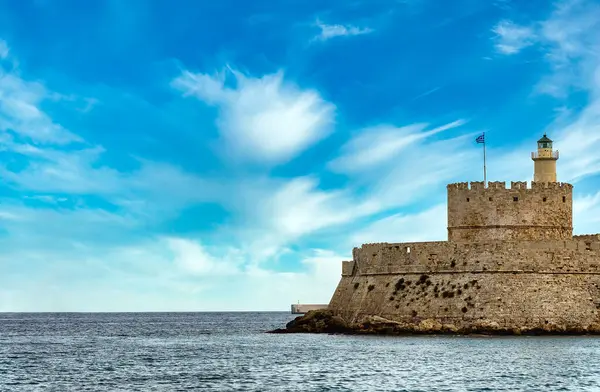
[1,0,599,311]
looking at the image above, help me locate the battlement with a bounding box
[447,181,573,191]
[447,180,573,242]
[574,234,600,243]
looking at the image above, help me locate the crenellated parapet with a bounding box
[487,181,505,189]
[511,181,527,189]
[574,234,600,247]
[446,181,573,191]
[447,180,573,242]
[447,182,469,190]
[470,181,485,190]
[532,182,573,190]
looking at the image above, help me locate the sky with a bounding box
[0,0,600,311]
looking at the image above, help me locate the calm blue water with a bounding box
[1,312,600,391]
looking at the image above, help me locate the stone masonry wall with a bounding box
[346,240,600,276]
[447,181,573,242]
[328,240,600,330]
[574,234,600,244]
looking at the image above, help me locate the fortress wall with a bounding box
[351,240,600,274]
[574,234,600,243]
[353,241,449,274]
[328,240,600,329]
[447,181,573,242]
[328,271,600,330]
[341,261,355,276]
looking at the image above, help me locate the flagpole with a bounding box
[483,132,487,186]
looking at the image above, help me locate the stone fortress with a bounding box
[325,134,600,333]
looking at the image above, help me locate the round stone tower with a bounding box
[532,133,559,182]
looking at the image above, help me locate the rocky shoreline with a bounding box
[269,310,600,336]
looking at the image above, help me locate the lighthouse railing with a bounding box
[531,150,559,159]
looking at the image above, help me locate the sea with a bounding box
[1,312,600,391]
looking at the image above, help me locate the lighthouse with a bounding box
[531,133,559,182]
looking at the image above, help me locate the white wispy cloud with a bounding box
[192,175,380,265]
[492,20,536,55]
[552,105,600,183]
[0,142,220,224]
[536,0,600,97]
[0,73,82,144]
[0,40,222,233]
[0,72,226,231]
[238,176,381,258]
[327,122,479,212]
[258,177,377,237]
[492,1,600,96]
[0,200,138,252]
[166,237,242,276]
[541,0,600,64]
[172,69,335,165]
[328,119,466,173]
[367,143,477,209]
[314,19,374,41]
[0,145,123,194]
[573,191,600,235]
[350,204,447,246]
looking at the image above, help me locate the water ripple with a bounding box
[1,313,600,391]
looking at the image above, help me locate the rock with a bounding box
[268,310,351,334]
[359,315,408,335]
[512,327,523,335]
[473,319,501,333]
[442,323,459,333]
[416,318,443,333]
[543,321,566,333]
[269,311,600,336]
[366,315,402,325]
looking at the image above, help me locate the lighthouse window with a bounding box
[513,197,519,202]
[489,197,493,201]
[543,197,547,202]
[563,196,566,202]
[466,198,470,202]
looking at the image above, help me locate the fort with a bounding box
[275,134,600,334]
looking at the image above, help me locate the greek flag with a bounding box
[475,134,485,144]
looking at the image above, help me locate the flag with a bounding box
[476,134,485,144]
